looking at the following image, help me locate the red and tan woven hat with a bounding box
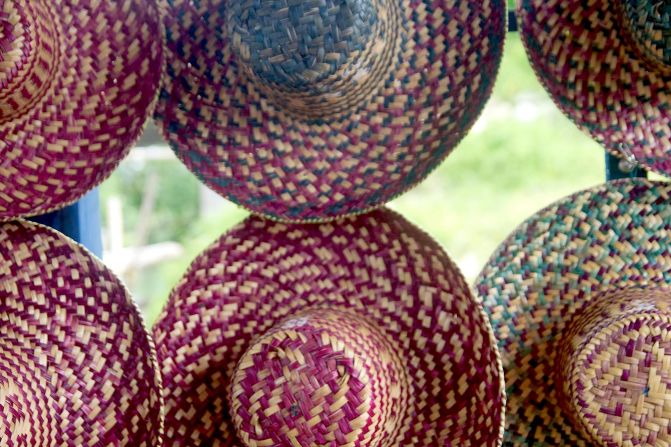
[476,179,671,446]
[0,0,163,218]
[154,0,506,222]
[154,208,505,446]
[519,1,671,175]
[0,220,163,446]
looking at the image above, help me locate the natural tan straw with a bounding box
[0,220,164,446]
[0,0,164,218]
[154,0,506,222]
[476,179,671,446]
[154,208,505,446]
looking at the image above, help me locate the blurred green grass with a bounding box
[390,33,603,278]
[492,34,540,101]
[103,34,605,324]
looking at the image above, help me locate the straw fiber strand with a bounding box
[0,0,163,218]
[476,179,671,446]
[0,220,163,446]
[155,0,506,222]
[519,1,671,176]
[154,208,504,446]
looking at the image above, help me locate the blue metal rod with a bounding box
[508,9,518,32]
[31,189,103,257]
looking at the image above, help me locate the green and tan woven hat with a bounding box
[476,179,671,446]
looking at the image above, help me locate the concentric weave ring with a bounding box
[0,0,164,218]
[0,220,163,446]
[620,0,671,69]
[229,308,409,446]
[154,208,505,446]
[155,0,506,222]
[476,179,671,446]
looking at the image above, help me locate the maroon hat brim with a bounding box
[154,0,506,222]
[0,0,164,218]
[0,220,164,445]
[519,0,671,175]
[154,208,505,446]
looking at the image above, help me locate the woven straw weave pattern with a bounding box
[155,0,505,222]
[519,0,671,176]
[229,309,409,446]
[476,179,671,446]
[621,0,671,67]
[154,208,504,446]
[557,288,671,446]
[0,2,56,119]
[0,220,163,446]
[0,0,163,218]
[228,0,377,90]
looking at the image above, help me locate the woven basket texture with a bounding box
[0,0,163,218]
[154,208,505,446]
[519,0,671,176]
[476,179,671,446]
[154,0,506,222]
[0,220,164,446]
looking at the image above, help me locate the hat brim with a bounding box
[0,220,163,445]
[475,179,671,445]
[519,0,671,176]
[154,208,505,446]
[154,0,506,222]
[0,0,164,218]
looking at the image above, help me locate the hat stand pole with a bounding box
[604,152,648,180]
[507,11,647,182]
[30,189,103,257]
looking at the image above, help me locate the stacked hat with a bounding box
[0,0,164,218]
[476,179,671,446]
[154,0,506,222]
[0,220,164,446]
[154,208,505,446]
[518,1,671,175]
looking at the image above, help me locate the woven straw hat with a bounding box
[519,1,671,175]
[154,208,505,446]
[154,0,506,222]
[0,220,163,446]
[0,0,163,218]
[476,179,671,446]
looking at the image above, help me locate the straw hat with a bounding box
[519,1,671,175]
[0,220,163,446]
[154,208,505,446]
[0,0,163,218]
[475,179,671,446]
[154,0,506,222]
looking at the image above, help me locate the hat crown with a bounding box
[229,308,408,447]
[228,0,377,92]
[0,1,57,122]
[621,0,671,67]
[558,287,671,446]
